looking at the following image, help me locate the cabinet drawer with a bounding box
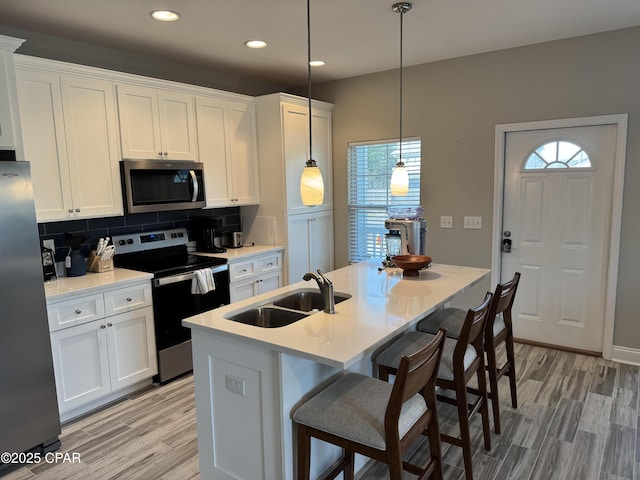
[258,254,282,273]
[104,283,152,316]
[229,260,256,282]
[47,293,106,332]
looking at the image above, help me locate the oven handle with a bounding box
[189,169,199,202]
[153,264,228,287]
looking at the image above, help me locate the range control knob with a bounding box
[178,232,184,237]
[127,239,134,244]
[119,240,126,246]
[171,233,177,238]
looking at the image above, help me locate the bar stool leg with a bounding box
[297,424,311,480]
[506,335,518,408]
[485,342,502,434]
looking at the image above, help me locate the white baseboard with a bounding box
[611,345,640,366]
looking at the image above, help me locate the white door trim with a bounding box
[492,114,628,359]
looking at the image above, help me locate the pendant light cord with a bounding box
[399,5,403,166]
[307,0,313,164]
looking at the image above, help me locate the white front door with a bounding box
[501,124,619,352]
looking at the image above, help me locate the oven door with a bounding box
[152,264,230,350]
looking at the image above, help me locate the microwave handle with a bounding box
[189,169,199,202]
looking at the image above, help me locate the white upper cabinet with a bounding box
[196,96,259,207]
[16,66,123,221]
[0,36,24,153]
[282,101,332,214]
[117,84,198,161]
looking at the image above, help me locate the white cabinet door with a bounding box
[50,321,111,414]
[230,279,259,303]
[158,90,198,160]
[282,102,309,215]
[60,75,123,218]
[105,307,157,390]
[17,69,123,221]
[310,210,334,275]
[227,103,259,205]
[282,102,332,215]
[196,96,259,207]
[16,69,73,221]
[196,97,232,206]
[116,84,162,159]
[287,210,334,283]
[117,84,197,160]
[0,38,23,150]
[287,214,313,283]
[259,270,283,295]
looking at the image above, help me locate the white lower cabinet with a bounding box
[287,210,334,284]
[47,281,157,421]
[228,251,284,303]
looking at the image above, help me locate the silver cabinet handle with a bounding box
[75,208,80,212]
[75,310,82,314]
[68,209,74,213]
[107,322,113,327]
[126,297,132,302]
[100,324,106,329]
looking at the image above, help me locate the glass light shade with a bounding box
[390,164,409,195]
[301,165,324,205]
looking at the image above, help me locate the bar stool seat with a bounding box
[418,272,521,435]
[294,372,428,450]
[375,293,493,480]
[294,329,446,480]
[375,331,477,381]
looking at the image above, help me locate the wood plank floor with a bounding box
[2,342,639,479]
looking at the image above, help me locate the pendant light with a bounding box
[300,0,325,206]
[390,2,411,196]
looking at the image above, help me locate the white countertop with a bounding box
[194,244,284,261]
[44,268,153,301]
[183,260,490,369]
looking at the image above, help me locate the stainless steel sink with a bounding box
[272,291,351,312]
[224,306,308,328]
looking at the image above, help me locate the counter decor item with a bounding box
[88,237,115,273]
[391,254,432,277]
[64,233,89,277]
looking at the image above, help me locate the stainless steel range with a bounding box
[113,228,229,383]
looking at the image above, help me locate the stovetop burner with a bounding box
[112,228,226,278]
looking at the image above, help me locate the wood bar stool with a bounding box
[375,293,493,480]
[418,272,521,434]
[293,329,447,480]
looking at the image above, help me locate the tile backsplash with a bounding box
[39,207,241,263]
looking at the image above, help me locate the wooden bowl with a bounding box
[391,255,433,277]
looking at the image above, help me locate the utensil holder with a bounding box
[87,250,114,273]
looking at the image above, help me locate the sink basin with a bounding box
[225,306,308,328]
[272,291,351,312]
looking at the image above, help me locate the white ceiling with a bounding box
[1,0,640,87]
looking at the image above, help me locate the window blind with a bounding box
[348,138,421,263]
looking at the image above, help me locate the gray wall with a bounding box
[312,26,640,349]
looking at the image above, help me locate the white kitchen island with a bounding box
[183,260,490,480]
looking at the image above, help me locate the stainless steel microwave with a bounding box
[121,160,206,213]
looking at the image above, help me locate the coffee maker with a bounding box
[383,206,427,265]
[195,217,226,253]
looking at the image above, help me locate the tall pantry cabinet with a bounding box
[249,93,334,285]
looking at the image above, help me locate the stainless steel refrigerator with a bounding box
[0,161,61,463]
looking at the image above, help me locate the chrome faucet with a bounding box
[303,269,335,314]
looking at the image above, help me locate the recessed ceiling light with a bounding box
[150,10,181,22]
[245,40,268,49]
[309,60,326,67]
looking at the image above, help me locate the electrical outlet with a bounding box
[225,374,246,396]
[463,216,482,229]
[43,239,55,251]
[440,216,453,229]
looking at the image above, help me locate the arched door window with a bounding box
[524,140,592,170]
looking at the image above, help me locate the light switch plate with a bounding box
[440,216,453,229]
[463,216,482,229]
